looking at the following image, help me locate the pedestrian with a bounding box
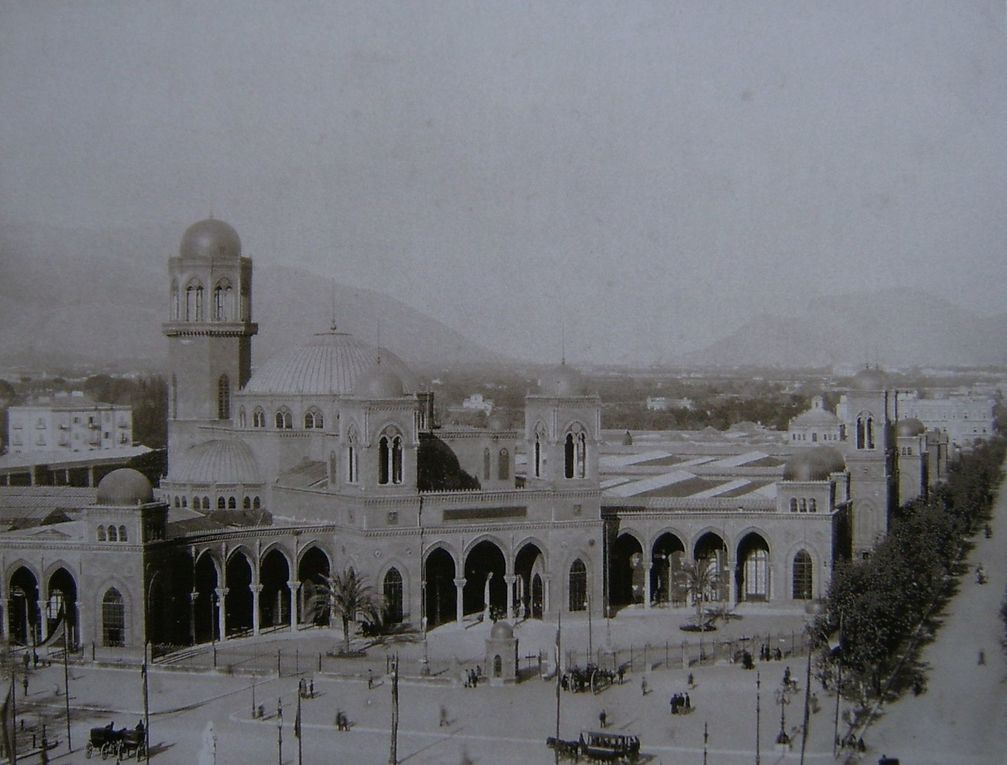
[21,675,28,697]
[783,666,791,686]
[641,677,648,696]
[439,705,449,727]
[687,672,694,688]
[368,668,374,690]
[685,693,691,710]
[617,666,625,684]
[978,650,986,665]
[599,709,607,729]
[21,653,29,671]
[670,695,678,714]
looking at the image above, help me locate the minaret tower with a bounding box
[163,218,257,459]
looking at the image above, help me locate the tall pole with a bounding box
[554,608,562,765]
[296,692,302,765]
[755,671,761,765]
[586,590,593,664]
[799,628,813,765]
[833,618,843,757]
[703,721,708,765]
[62,624,72,752]
[388,655,399,765]
[142,645,150,761]
[12,662,18,765]
[277,697,282,765]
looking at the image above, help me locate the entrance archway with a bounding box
[260,549,291,630]
[9,567,40,645]
[736,533,770,602]
[650,533,685,605]
[611,533,644,609]
[46,567,78,649]
[224,552,253,637]
[693,532,729,604]
[297,547,330,625]
[514,543,546,619]
[193,553,219,644]
[463,541,507,617]
[424,548,456,627]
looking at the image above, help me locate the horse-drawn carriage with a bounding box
[546,730,641,763]
[85,721,145,760]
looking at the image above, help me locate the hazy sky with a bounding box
[2,1,1006,364]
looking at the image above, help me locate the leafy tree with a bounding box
[675,558,722,628]
[308,567,378,655]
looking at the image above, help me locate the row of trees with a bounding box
[814,436,1006,702]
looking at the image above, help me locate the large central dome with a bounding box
[243,330,418,396]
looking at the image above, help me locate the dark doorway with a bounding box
[424,548,456,627]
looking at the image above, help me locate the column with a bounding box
[725,555,735,606]
[453,578,466,624]
[252,585,263,636]
[503,575,517,621]
[215,587,228,641]
[88,466,95,487]
[189,592,198,645]
[287,581,299,631]
[543,576,551,616]
[643,563,652,609]
[36,600,48,642]
[73,601,83,651]
[482,573,493,621]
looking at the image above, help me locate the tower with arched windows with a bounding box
[839,367,896,558]
[163,218,257,461]
[524,365,601,488]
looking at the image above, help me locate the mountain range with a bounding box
[2,221,1004,373]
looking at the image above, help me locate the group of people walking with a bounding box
[669,692,691,714]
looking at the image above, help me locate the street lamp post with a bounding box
[775,677,792,746]
[585,591,593,665]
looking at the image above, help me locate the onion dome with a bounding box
[896,418,926,437]
[537,365,586,396]
[243,330,417,396]
[783,446,846,481]
[179,218,241,259]
[353,361,406,398]
[851,367,888,392]
[96,468,154,505]
[171,439,262,484]
[490,621,514,640]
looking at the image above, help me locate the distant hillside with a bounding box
[682,289,1007,368]
[0,222,510,374]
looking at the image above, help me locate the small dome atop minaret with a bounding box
[180,218,242,259]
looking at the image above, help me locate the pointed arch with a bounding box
[213,278,232,321]
[253,407,265,428]
[792,550,813,600]
[568,559,587,612]
[383,567,403,624]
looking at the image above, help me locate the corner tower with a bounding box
[163,218,257,458]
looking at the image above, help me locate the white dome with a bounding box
[171,439,261,485]
[243,330,417,396]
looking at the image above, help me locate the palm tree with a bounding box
[676,557,722,629]
[308,567,378,655]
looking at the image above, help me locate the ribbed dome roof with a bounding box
[851,367,888,392]
[791,407,839,427]
[783,446,846,481]
[490,621,514,639]
[537,365,587,396]
[243,330,417,396]
[354,362,406,398]
[96,468,154,506]
[896,418,926,437]
[179,218,241,259]
[171,439,261,484]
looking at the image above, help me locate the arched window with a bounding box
[346,426,359,483]
[274,409,292,429]
[101,588,125,647]
[202,496,210,510]
[569,559,587,612]
[107,525,118,542]
[185,281,204,321]
[192,496,199,510]
[181,496,187,508]
[243,496,251,510]
[808,498,817,513]
[856,417,865,449]
[383,568,403,624]
[97,525,106,541]
[534,435,542,478]
[118,525,127,542]
[564,433,575,479]
[213,279,232,321]
[217,496,226,510]
[789,498,798,513]
[792,551,813,600]
[217,375,230,420]
[228,496,237,509]
[171,280,180,320]
[799,498,807,513]
[304,409,323,429]
[238,407,246,428]
[498,449,510,481]
[493,655,502,677]
[483,448,491,481]
[252,496,260,509]
[866,417,875,449]
[174,496,180,508]
[253,407,265,428]
[576,433,587,478]
[378,436,390,485]
[391,435,403,484]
